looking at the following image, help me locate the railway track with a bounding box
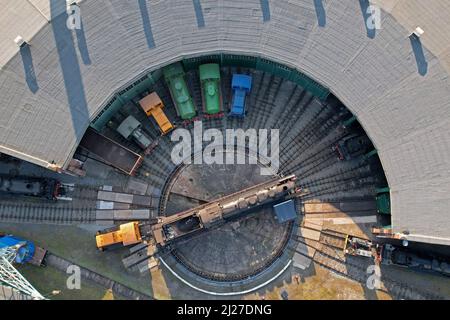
[138,162,168,184]
[279,104,330,161]
[300,176,376,201]
[299,168,373,195]
[280,127,348,175]
[0,200,97,224]
[263,82,297,131]
[250,74,282,130]
[0,184,161,224]
[134,142,175,189]
[59,184,102,202]
[279,228,444,300]
[0,184,99,224]
[301,161,370,184]
[319,230,347,250]
[269,86,303,132]
[311,246,443,300]
[278,93,314,139]
[158,163,185,216]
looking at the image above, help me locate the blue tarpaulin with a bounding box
[0,236,35,264]
[273,200,297,224]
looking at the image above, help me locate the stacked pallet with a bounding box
[95,186,158,225]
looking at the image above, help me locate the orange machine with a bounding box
[139,92,174,135]
[95,222,142,250]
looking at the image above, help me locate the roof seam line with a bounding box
[26,0,51,23]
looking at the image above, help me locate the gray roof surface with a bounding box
[0,0,449,245]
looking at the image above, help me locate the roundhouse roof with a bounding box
[0,0,450,245]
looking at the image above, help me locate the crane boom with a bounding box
[0,243,45,299]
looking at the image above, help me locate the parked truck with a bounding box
[229,74,252,117]
[116,115,153,150]
[163,63,197,120]
[199,63,222,115]
[96,222,142,251]
[139,92,174,135]
[332,133,372,161]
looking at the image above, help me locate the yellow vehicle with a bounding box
[139,92,174,135]
[95,222,142,251]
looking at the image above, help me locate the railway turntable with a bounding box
[97,149,301,294]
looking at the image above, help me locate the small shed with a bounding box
[273,200,297,224]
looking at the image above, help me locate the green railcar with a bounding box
[376,187,391,215]
[199,63,222,115]
[163,63,196,120]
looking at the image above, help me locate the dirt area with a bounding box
[244,264,391,300]
[148,268,172,300]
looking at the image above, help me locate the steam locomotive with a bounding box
[0,175,63,200]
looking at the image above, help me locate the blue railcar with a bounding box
[229,74,252,117]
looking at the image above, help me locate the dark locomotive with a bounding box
[0,175,63,200]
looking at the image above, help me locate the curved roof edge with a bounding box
[0,0,449,245]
